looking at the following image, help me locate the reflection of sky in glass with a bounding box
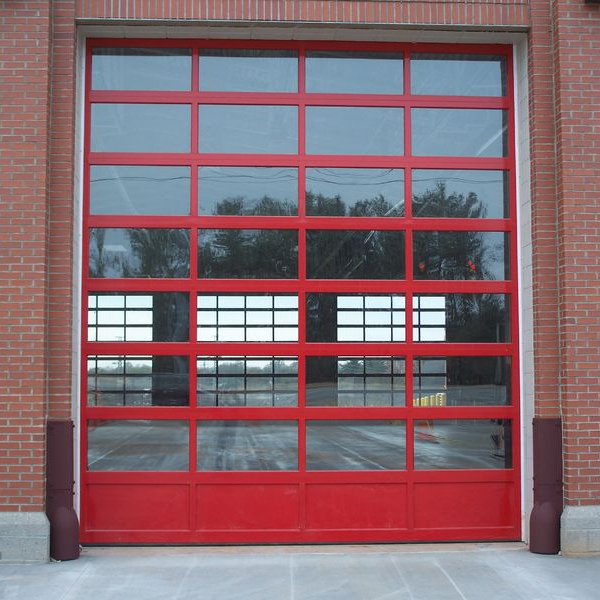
[92,48,191,91]
[90,166,190,216]
[306,168,404,216]
[200,49,297,92]
[412,169,507,219]
[199,105,298,154]
[199,167,297,215]
[411,54,506,97]
[306,107,404,155]
[91,104,191,153]
[306,51,403,94]
[412,109,507,157]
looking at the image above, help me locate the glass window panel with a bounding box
[413,232,509,281]
[414,419,512,469]
[92,48,191,91]
[91,104,190,153]
[88,293,189,342]
[306,168,404,217]
[90,166,190,216]
[89,229,190,278]
[197,421,297,470]
[197,356,297,407]
[411,54,507,97]
[87,356,189,407]
[199,167,298,216]
[306,421,406,470]
[412,170,508,219]
[307,231,405,280]
[306,293,405,343]
[413,357,511,407]
[306,51,403,94]
[87,420,189,471]
[413,294,510,343]
[412,109,507,158]
[306,356,405,407]
[199,105,298,154]
[306,107,403,155]
[198,229,298,279]
[199,49,297,92]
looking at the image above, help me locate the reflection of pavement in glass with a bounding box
[88,421,188,471]
[307,423,406,470]
[414,420,508,470]
[198,422,297,471]
[88,420,508,473]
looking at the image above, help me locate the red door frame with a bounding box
[81,39,520,543]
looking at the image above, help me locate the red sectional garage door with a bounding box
[81,40,520,543]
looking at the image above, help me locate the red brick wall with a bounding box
[553,0,600,505]
[75,0,529,27]
[0,1,52,512]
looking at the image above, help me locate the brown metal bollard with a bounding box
[46,420,80,560]
[529,417,563,554]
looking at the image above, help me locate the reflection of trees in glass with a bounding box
[412,183,506,280]
[413,181,486,218]
[213,195,296,216]
[307,230,405,279]
[446,294,509,343]
[127,229,189,277]
[89,229,189,278]
[198,229,298,278]
[306,190,402,217]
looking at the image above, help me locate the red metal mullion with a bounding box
[83,342,194,355]
[303,343,513,356]
[89,91,194,104]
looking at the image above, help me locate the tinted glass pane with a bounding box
[87,356,189,407]
[414,419,512,469]
[306,357,405,407]
[197,294,298,342]
[199,105,297,154]
[413,232,509,280]
[411,54,506,96]
[413,294,510,343]
[306,107,403,155]
[88,420,189,471]
[306,168,404,217]
[306,421,406,470]
[197,356,297,407]
[199,49,297,92]
[412,170,508,219]
[412,109,507,157]
[90,166,190,216]
[413,357,510,407]
[199,167,297,216]
[197,421,297,471]
[307,231,405,279]
[89,229,190,278]
[88,292,189,342]
[306,294,405,342]
[198,229,298,278]
[306,52,403,94]
[91,104,190,153]
[92,48,191,91]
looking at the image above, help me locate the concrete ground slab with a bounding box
[1,543,600,600]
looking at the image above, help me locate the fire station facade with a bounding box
[1,0,599,561]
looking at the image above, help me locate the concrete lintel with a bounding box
[561,506,600,555]
[0,512,50,563]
